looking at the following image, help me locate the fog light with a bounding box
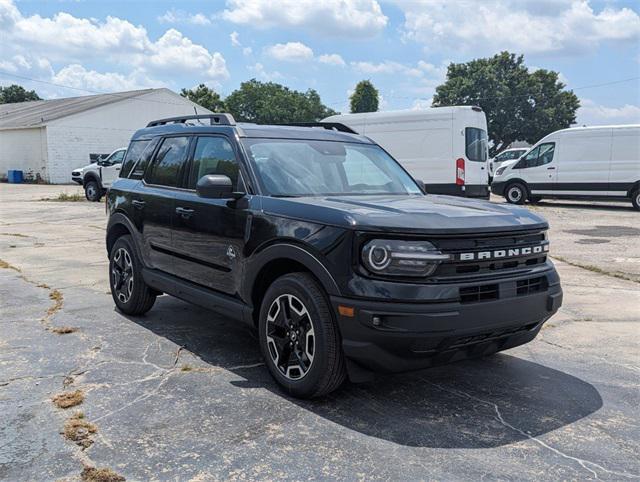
[372,316,381,326]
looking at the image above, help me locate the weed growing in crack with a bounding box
[81,466,125,482]
[63,412,97,448]
[52,390,84,409]
[51,326,78,335]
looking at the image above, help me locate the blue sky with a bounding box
[1,0,639,125]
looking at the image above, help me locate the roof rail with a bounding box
[146,113,236,127]
[277,122,358,134]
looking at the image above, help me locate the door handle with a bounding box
[547,167,556,170]
[175,207,194,218]
[132,200,145,209]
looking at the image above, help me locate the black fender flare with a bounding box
[242,243,341,302]
[83,172,102,189]
[628,181,640,197]
[106,212,143,260]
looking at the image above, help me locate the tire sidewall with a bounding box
[506,183,526,204]
[632,190,640,211]
[258,275,335,396]
[109,236,142,312]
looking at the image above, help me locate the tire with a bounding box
[85,180,102,202]
[505,182,527,205]
[258,272,346,398]
[109,235,156,315]
[632,189,640,211]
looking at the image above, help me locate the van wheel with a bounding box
[505,182,527,205]
[109,235,156,315]
[258,273,346,398]
[85,180,102,202]
[631,189,640,211]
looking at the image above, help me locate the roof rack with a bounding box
[146,113,236,127]
[277,122,358,134]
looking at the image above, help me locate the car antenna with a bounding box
[193,106,205,125]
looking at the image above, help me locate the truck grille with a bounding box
[516,276,547,296]
[459,284,499,303]
[432,229,548,279]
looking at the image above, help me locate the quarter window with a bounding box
[146,137,190,187]
[187,137,240,189]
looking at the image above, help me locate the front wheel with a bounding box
[505,182,527,205]
[631,189,640,211]
[258,273,346,398]
[109,235,156,315]
[85,180,102,202]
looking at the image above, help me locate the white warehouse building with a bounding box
[0,88,211,183]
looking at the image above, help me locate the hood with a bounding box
[73,163,95,173]
[261,194,548,234]
[493,159,519,177]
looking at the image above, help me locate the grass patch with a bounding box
[63,412,97,448]
[0,259,21,272]
[40,192,85,202]
[47,289,64,317]
[81,466,125,482]
[180,364,193,372]
[551,255,639,284]
[50,326,78,335]
[0,232,29,238]
[52,389,84,409]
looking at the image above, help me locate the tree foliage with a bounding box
[432,52,580,155]
[224,79,337,124]
[0,84,41,104]
[350,80,379,113]
[180,84,226,112]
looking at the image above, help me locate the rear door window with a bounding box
[465,128,488,162]
[145,137,190,187]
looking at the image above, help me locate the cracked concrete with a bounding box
[1,184,639,480]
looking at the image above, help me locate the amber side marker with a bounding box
[338,305,355,317]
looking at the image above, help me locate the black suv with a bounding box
[106,114,562,398]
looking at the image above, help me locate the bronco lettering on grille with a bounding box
[458,243,549,261]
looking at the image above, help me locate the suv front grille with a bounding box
[516,276,547,296]
[431,229,548,280]
[459,284,499,303]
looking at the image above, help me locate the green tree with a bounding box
[180,84,226,112]
[225,79,336,124]
[0,84,41,104]
[432,52,580,155]
[350,80,379,113]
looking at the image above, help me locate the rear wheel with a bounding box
[631,188,640,211]
[258,273,346,398]
[505,182,527,205]
[85,180,102,202]
[109,235,156,315]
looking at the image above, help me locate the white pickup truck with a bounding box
[71,147,126,201]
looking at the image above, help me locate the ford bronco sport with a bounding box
[106,114,563,398]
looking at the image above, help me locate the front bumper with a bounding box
[71,175,83,185]
[490,180,506,196]
[331,272,562,374]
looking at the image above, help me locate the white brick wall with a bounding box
[0,127,47,181]
[45,89,211,183]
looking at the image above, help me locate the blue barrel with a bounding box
[7,170,24,183]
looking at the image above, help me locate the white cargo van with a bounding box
[324,106,490,198]
[491,125,640,210]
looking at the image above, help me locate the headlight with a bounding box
[361,239,450,277]
[495,165,508,176]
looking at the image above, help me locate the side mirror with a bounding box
[196,174,243,199]
[415,179,426,193]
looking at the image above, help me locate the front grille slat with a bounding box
[459,284,499,303]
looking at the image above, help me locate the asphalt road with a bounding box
[1,185,639,481]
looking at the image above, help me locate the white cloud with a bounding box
[249,62,283,81]
[0,0,228,89]
[222,0,388,37]
[242,47,253,56]
[577,98,640,126]
[318,54,346,66]
[350,59,446,81]
[230,31,241,47]
[411,98,433,110]
[265,42,314,62]
[396,0,640,55]
[52,64,165,92]
[158,9,211,25]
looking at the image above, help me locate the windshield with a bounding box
[242,139,422,197]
